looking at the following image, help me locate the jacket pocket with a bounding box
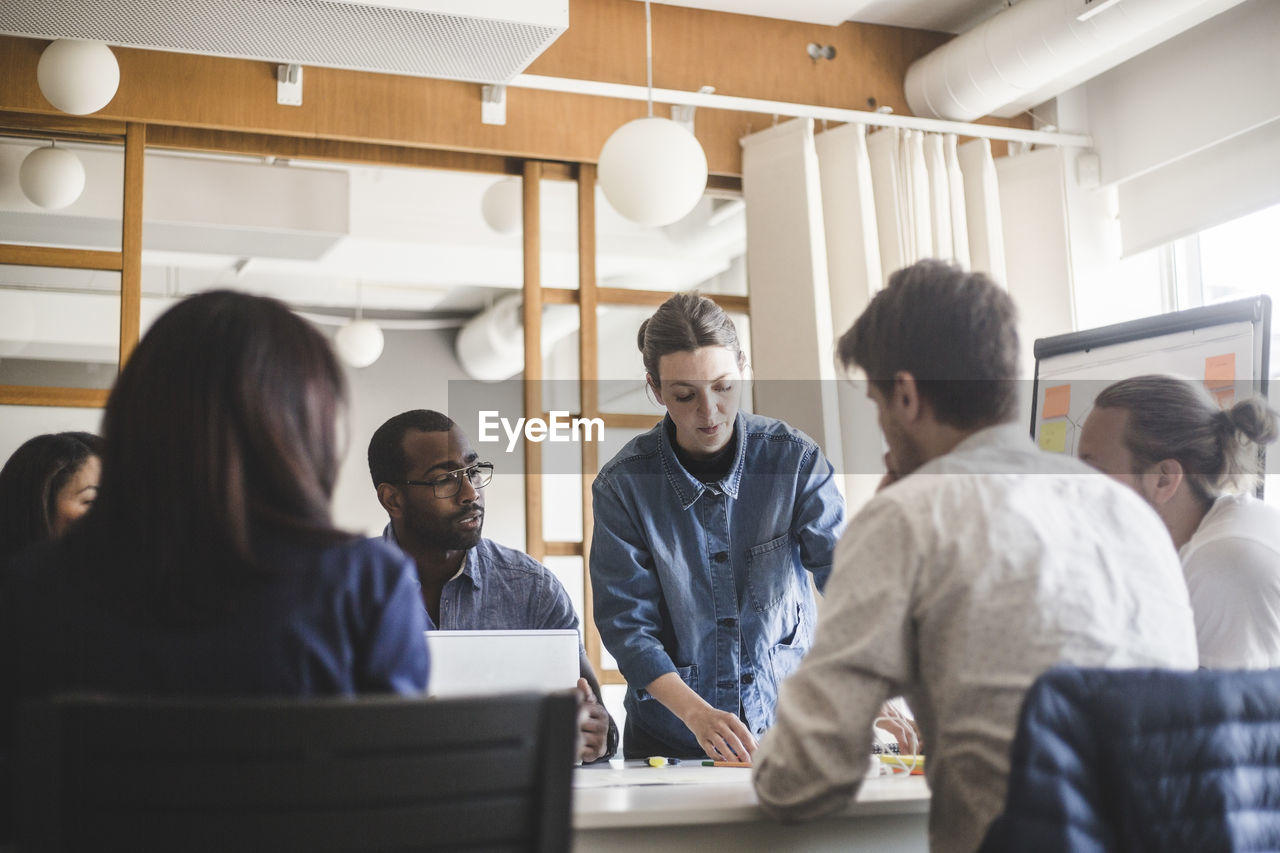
[746,532,793,612]
[768,603,808,687]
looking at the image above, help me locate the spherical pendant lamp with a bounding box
[18,145,86,209]
[37,39,120,116]
[598,117,707,227]
[335,318,384,368]
[480,178,523,234]
[596,0,708,228]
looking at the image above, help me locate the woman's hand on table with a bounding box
[682,704,757,763]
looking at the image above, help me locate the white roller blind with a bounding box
[1119,118,1280,256]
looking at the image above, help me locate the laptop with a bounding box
[423,629,580,698]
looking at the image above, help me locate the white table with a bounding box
[572,760,930,852]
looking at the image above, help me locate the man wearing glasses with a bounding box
[368,409,616,762]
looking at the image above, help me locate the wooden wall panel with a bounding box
[0,0,1029,176]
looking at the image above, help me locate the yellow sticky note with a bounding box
[1205,353,1235,389]
[1042,385,1071,420]
[1039,420,1068,454]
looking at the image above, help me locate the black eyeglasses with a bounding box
[389,462,494,498]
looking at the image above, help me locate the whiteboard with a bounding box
[1030,296,1272,463]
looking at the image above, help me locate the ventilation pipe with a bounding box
[904,0,1248,122]
[455,294,580,382]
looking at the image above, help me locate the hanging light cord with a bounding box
[645,0,653,118]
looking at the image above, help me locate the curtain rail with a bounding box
[512,74,1092,148]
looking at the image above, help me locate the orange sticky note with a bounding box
[1042,385,1071,420]
[1039,421,1068,454]
[1205,354,1235,389]
[1213,387,1236,409]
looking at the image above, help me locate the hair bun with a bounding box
[636,318,650,353]
[1227,396,1280,446]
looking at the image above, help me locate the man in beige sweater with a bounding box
[752,260,1198,853]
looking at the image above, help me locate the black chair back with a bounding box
[16,690,577,852]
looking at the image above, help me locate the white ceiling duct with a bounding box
[904,0,1249,121]
[455,294,580,382]
[0,0,568,85]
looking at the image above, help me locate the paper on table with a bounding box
[574,763,753,788]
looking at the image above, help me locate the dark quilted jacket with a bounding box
[980,666,1280,853]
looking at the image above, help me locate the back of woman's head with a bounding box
[637,292,744,382]
[1094,374,1279,504]
[0,431,101,563]
[86,289,348,616]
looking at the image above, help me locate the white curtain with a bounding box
[742,120,1011,512]
[861,127,997,283]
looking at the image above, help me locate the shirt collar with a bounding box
[381,521,477,587]
[948,421,1031,455]
[658,412,746,509]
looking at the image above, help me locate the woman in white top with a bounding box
[1078,374,1280,668]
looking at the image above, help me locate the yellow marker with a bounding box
[878,754,925,773]
[648,756,681,767]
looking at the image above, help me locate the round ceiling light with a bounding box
[37,39,120,116]
[598,117,708,228]
[19,145,86,209]
[334,319,385,368]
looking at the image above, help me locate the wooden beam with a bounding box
[600,412,663,431]
[0,3,1028,176]
[119,122,144,367]
[598,287,749,313]
[544,541,584,558]
[0,246,122,271]
[0,386,109,408]
[522,161,545,562]
[0,109,125,139]
[542,288,578,305]
[577,162,604,674]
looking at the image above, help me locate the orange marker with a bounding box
[701,760,751,768]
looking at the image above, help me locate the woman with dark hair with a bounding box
[0,291,428,733]
[0,431,102,567]
[590,292,845,761]
[1079,374,1280,668]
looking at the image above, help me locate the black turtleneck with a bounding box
[666,418,738,485]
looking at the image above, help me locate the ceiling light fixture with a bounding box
[480,178,523,234]
[36,39,120,115]
[18,142,86,209]
[596,0,708,228]
[334,281,385,369]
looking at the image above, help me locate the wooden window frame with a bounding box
[1,114,750,687]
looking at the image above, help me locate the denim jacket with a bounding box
[590,411,845,753]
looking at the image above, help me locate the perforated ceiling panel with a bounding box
[0,0,568,84]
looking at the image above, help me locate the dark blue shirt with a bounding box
[0,535,430,739]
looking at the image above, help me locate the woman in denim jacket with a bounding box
[590,293,845,761]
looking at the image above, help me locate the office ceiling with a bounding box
[645,0,1007,32]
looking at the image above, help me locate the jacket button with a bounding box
[713,551,728,563]
[718,617,737,628]
[741,673,754,685]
